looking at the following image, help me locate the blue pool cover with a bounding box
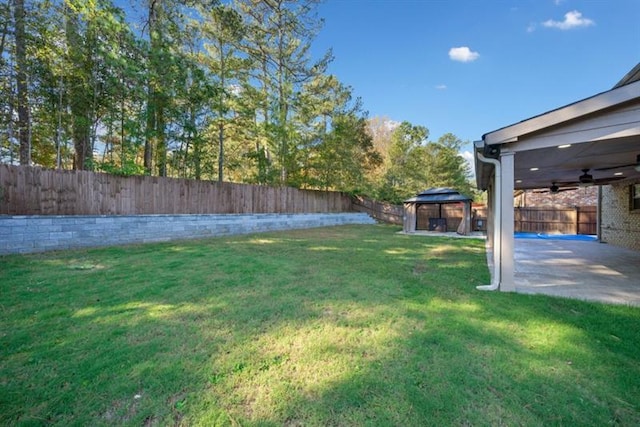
[515,232,597,241]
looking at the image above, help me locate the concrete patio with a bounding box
[514,238,640,306]
[403,231,640,306]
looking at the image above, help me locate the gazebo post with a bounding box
[456,200,471,235]
[403,202,416,233]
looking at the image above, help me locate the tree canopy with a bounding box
[1,0,476,202]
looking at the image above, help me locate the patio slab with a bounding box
[514,239,640,306]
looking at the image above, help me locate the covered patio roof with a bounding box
[474,62,640,292]
[476,63,640,192]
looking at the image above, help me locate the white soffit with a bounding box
[507,103,640,153]
[484,79,640,145]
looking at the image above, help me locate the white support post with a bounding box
[499,151,515,291]
[475,151,500,290]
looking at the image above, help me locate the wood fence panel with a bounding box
[577,206,597,235]
[285,187,294,213]
[0,165,353,216]
[351,196,403,225]
[515,206,595,234]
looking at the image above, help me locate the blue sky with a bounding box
[312,0,640,155]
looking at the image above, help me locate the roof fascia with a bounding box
[614,62,640,88]
[507,105,640,153]
[483,80,640,145]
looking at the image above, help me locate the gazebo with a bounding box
[403,188,473,235]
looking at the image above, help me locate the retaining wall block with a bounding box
[1,213,376,255]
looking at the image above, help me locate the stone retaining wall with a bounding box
[0,213,376,255]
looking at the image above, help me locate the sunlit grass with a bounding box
[1,224,639,425]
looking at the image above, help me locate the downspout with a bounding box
[597,185,603,242]
[476,151,501,290]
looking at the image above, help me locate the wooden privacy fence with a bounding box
[349,200,597,234]
[351,196,403,225]
[401,203,593,235]
[0,165,352,215]
[515,206,596,235]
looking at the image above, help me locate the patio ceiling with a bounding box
[475,69,640,191]
[510,135,640,190]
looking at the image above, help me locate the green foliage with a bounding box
[98,159,146,176]
[383,121,430,201]
[368,120,476,203]
[0,0,477,198]
[236,0,333,185]
[426,133,475,196]
[290,74,381,192]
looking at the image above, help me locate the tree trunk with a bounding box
[145,0,167,177]
[1,5,9,59]
[65,9,92,170]
[218,122,224,182]
[217,38,225,182]
[155,102,166,176]
[144,0,157,174]
[14,0,30,165]
[144,85,154,174]
[277,8,287,184]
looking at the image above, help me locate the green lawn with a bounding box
[1,224,639,426]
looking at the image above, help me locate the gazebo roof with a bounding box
[404,187,472,204]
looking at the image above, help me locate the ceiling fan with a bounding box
[566,168,626,186]
[579,169,594,185]
[594,154,640,172]
[533,182,578,194]
[545,169,617,189]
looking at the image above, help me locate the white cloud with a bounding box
[527,23,537,33]
[542,10,595,30]
[448,46,480,63]
[461,150,474,164]
[435,84,447,90]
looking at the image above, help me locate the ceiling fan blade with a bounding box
[594,163,636,171]
[551,181,581,187]
[593,177,626,185]
[558,187,578,192]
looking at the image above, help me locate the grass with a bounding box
[1,223,639,426]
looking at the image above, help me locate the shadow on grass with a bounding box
[1,225,639,425]
[245,294,640,426]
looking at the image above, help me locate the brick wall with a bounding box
[515,186,597,207]
[0,213,376,255]
[601,180,640,251]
